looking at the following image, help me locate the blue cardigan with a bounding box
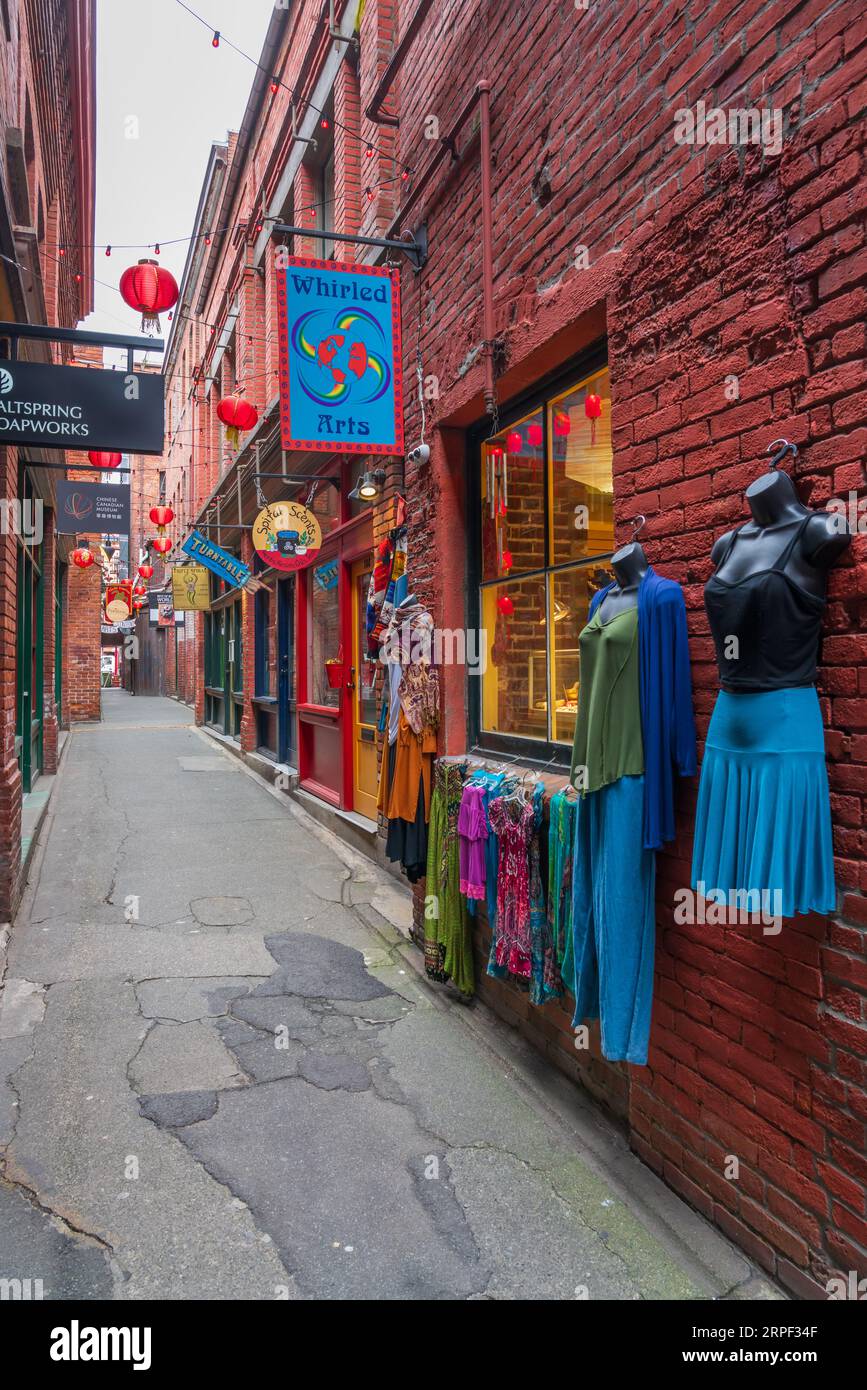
[589,567,697,849]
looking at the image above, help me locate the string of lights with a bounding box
[174,0,409,176]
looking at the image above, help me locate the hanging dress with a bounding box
[488,794,535,980]
[424,761,474,996]
[529,783,563,1005]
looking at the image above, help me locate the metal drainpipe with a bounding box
[478,79,496,418]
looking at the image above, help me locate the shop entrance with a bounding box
[350,558,378,819]
[297,517,374,815]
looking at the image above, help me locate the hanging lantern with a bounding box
[133,597,146,610]
[151,537,172,558]
[506,430,522,454]
[119,258,179,332]
[553,410,571,437]
[527,422,543,448]
[496,594,514,617]
[149,505,174,535]
[217,393,259,448]
[501,549,513,574]
[137,562,154,579]
[87,451,122,469]
[133,583,147,597]
[71,545,94,569]
[585,391,602,445]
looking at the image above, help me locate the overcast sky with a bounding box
[82,0,275,366]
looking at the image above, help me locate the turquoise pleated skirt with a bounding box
[691,687,835,918]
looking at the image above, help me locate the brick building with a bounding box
[157,0,865,1294]
[0,0,95,918]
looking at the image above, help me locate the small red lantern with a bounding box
[151,537,172,558]
[133,583,147,597]
[217,393,258,448]
[119,258,179,332]
[87,451,122,469]
[71,545,94,569]
[133,597,146,610]
[149,505,174,535]
[553,410,571,438]
[501,549,513,574]
[496,594,514,617]
[506,431,522,454]
[527,422,543,448]
[585,391,602,445]
[137,563,154,579]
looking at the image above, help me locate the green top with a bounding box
[569,604,644,793]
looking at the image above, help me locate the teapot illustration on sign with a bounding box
[276,529,307,559]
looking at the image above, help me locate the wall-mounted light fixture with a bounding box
[348,468,386,503]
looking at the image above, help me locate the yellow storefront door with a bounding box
[350,559,379,820]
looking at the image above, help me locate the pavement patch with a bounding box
[261,933,392,1001]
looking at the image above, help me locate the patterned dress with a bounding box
[424,761,474,996]
[548,789,577,994]
[488,795,535,979]
[529,784,563,1005]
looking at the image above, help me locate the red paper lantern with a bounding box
[133,597,146,610]
[71,546,94,569]
[151,537,172,557]
[149,505,174,534]
[553,410,571,437]
[497,594,514,617]
[87,451,122,469]
[217,393,259,448]
[527,422,543,448]
[585,390,602,445]
[133,583,147,597]
[119,258,179,332]
[501,549,513,573]
[137,563,154,579]
[506,431,522,454]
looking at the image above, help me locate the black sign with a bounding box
[55,479,131,535]
[0,358,164,453]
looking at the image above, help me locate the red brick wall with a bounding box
[388,0,867,1296]
[64,556,101,722]
[0,445,22,920]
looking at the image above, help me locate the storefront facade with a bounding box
[151,0,865,1293]
[382,0,867,1298]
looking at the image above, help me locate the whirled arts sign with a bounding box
[172,564,211,611]
[181,531,250,589]
[277,256,403,456]
[252,500,323,573]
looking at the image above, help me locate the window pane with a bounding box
[549,367,613,566]
[480,574,547,741]
[549,563,614,745]
[356,568,377,726]
[481,405,546,582]
[310,560,341,708]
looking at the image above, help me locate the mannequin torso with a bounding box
[711,470,850,596]
[597,542,649,620]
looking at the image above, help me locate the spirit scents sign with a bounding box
[277,257,403,456]
[0,360,164,453]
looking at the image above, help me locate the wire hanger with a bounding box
[766,439,798,470]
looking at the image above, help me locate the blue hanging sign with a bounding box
[277,256,404,457]
[181,531,250,589]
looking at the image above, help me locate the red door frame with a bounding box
[296,508,373,809]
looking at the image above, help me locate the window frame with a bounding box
[466,340,613,765]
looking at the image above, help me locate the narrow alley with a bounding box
[0,691,775,1302]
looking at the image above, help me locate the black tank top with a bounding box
[704,516,825,693]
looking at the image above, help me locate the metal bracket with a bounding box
[329,0,359,48]
[291,103,317,151]
[253,473,341,491]
[272,221,427,271]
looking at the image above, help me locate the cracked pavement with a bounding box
[0,692,783,1301]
